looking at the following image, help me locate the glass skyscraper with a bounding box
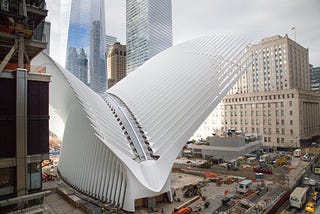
[310,66,320,93]
[66,0,107,93]
[126,0,173,73]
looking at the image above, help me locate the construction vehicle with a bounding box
[172,194,206,214]
[182,184,201,198]
[172,195,200,214]
[253,163,272,174]
[275,155,287,166]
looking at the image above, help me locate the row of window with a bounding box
[223,100,293,111]
[223,117,294,126]
[224,93,295,103]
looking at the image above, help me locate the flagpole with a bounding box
[291,27,296,42]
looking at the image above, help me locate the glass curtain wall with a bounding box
[126,0,172,74]
[66,0,107,93]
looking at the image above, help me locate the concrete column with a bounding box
[18,34,24,68]
[16,68,28,198]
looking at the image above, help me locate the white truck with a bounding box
[237,179,252,194]
[293,149,302,157]
[290,187,308,209]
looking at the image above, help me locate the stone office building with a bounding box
[221,35,320,148]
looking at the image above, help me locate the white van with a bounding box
[293,149,302,157]
[290,187,307,209]
[259,154,271,163]
[237,179,252,194]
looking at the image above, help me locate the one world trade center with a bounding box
[66,0,107,93]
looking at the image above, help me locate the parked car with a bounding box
[301,153,311,162]
[305,202,315,213]
[312,192,318,201]
[303,177,318,186]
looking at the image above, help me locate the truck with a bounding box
[293,149,302,157]
[259,154,271,163]
[237,179,252,194]
[290,187,308,209]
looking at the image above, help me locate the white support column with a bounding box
[16,68,28,199]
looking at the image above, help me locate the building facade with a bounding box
[221,35,320,148]
[126,0,172,73]
[105,35,117,56]
[191,103,222,140]
[66,0,106,93]
[107,42,126,89]
[0,0,49,211]
[310,66,320,93]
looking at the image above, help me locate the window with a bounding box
[0,167,15,197]
[282,128,285,134]
[289,101,292,106]
[290,129,293,135]
[290,111,293,116]
[290,120,293,125]
[27,162,41,191]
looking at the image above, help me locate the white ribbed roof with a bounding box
[109,36,251,164]
[32,36,252,211]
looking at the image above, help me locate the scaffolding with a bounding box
[0,0,47,73]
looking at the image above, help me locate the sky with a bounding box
[47,0,320,66]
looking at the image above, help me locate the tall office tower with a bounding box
[310,66,320,93]
[221,35,320,148]
[66,0,106,93]
[106,35,117,55]
[107,42,126,88]
[126,0,172,73]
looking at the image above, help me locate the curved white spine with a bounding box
[32,36,252,211]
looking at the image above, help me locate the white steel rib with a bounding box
[32,36,253,211]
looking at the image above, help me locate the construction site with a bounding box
[35,145,318,214]
[145,148,318,214]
